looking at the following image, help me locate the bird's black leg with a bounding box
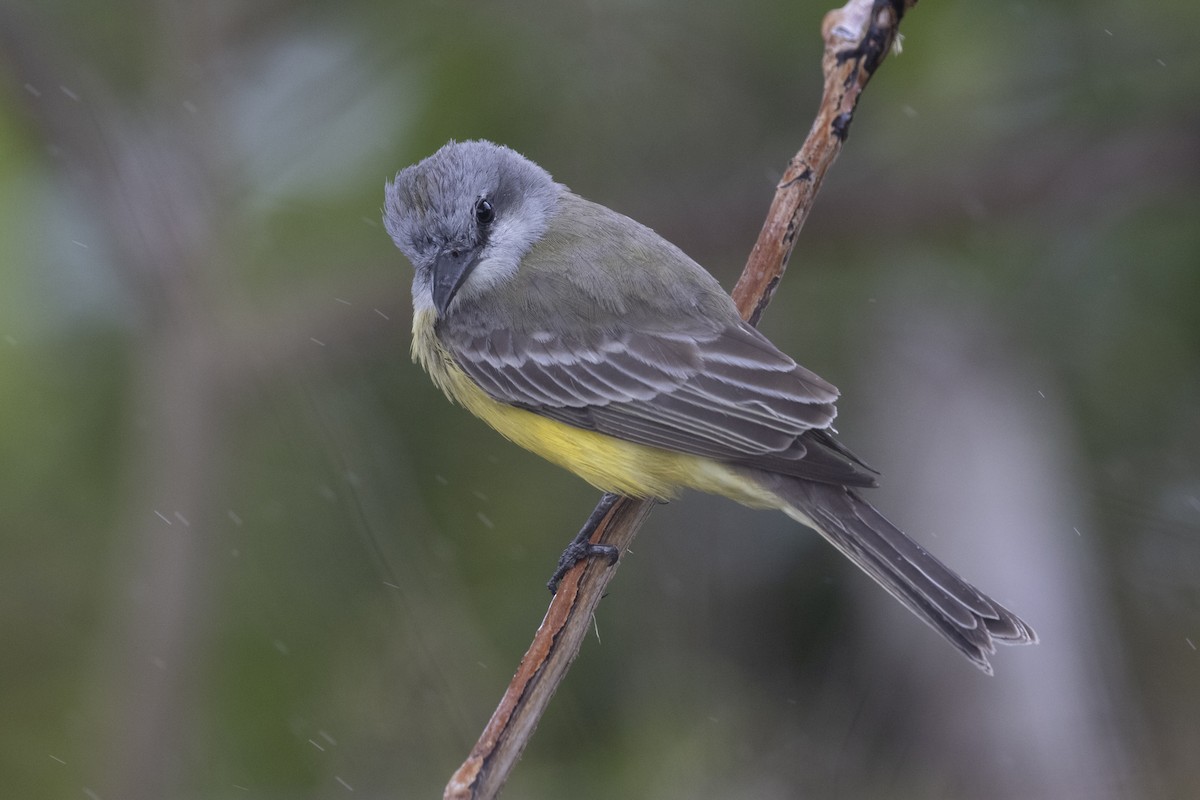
[547,493,622,594]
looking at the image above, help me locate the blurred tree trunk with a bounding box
[101,302,225,799]
[0,9,232,797]
[854,285,1136,798]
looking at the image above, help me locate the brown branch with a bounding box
[732,0,912,320]
[444,2,914,798]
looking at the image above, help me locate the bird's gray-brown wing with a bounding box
[440,315,878,487]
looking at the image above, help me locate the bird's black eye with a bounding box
[475,198,495,225]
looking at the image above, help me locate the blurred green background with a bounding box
[2,1,1198,798]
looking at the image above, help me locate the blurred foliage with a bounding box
[1,0,1198,798]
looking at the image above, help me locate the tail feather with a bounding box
[750,472,1037,674]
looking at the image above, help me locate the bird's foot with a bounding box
[546,493,621,594]
[546,541,620,595]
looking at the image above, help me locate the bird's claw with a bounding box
[547,541,620,594]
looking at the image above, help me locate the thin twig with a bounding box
[444,2,914,798]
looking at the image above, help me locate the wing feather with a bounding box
[443,316,877,486]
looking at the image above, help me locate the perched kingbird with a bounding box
[384,140,1036,673]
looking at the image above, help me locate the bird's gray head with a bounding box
[384,140,562,317]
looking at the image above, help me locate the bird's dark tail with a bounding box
[751,472,1037,674]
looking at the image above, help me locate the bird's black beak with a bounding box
[431,247,478,316]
